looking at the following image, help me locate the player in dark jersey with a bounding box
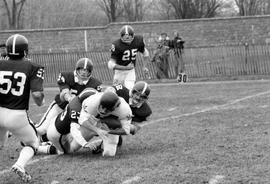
[0,34,45,182]
[36,57,102,140]
[107,25,151,90]
[37,88,100,155]
[96,81,152,151]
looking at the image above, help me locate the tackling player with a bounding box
[75,91,133,156]
[0,34,45,182]
[101,81,152,147]
[108,25,151,90]
[36,57,102,141]
[37,88,100,155]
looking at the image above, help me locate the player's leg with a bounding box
[113,70,128,86]
[7,110,39,182]
[102,134,119,157]
[124,69,136,91]
[0,107,8,149]
[35,101,63,137]
[38,117,62,155]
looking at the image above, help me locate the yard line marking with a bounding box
[0,155,57,177]
[209,175,225,184]
[141,90,270,127]
[122,176,142,184]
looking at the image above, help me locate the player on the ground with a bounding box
[37,88,100,155]
[36,57,102,141]
[75,91,133,156]
[107,25,151,90]
[100,81,152,148]
[0,34,45,182]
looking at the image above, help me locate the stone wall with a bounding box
[1,15,270,52]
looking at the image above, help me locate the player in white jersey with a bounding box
[73,91,133,156]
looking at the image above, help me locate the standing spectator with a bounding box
[107,25,151,90]
[151,33,170,79]
[172,31,185,78]
[0,34,45,182]
[36,57,102,142]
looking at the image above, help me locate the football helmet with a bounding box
[129,81,150,107]
[120,25,134,44]
[75,58,93,81]
[98,91,120,116]
[6,34,28,58]
[78,87,98,102]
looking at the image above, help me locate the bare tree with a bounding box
[2,0,26,29]
[165,0,222,19]
[95,0,123,22]
[122,0,143,21]
[235,0,269,16]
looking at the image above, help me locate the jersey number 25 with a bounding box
[122,49,138,61]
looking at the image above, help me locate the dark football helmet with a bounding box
[78,87,98,102]
[75,58,93,81]
[130,81,150,107]
[6,34,28,58]
[120,25,134,44]
[98,91,120,116]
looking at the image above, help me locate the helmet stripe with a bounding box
[141,82,148,94]
[12,34,18,54]
[125,25,128,35]
[83,58,88,69]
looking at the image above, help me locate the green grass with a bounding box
[1,80,270,184]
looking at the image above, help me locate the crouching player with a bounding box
[37,88,100,154]
[103,81,152,146]
[76,91,133,156]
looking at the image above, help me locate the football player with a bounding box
[75,91,133,156]
[107,25,151,90]
[37,88,100,155]
[102,81,152,147]
[36,57,102,141]
[0,34,45,182]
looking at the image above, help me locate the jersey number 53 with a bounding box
[0,71,26,96]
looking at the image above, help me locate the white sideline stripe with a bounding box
[0,155,57,176]
[121,89,270,184]
[209,175,225,184]
[141,90,270,127]
[122,176,142,184]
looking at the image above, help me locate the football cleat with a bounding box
[11,164,31,182]
[92,141,103,154]
[117,136,123,147]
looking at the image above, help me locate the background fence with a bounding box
[29,44,270,87]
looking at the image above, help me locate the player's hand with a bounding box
[125,63,134,70]
[83,141,98,150]
[96,129,109,140]
[143,67,151,79]
[130,123,141,135]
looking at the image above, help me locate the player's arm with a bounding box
[70,122,89,147]
[31,65,45,106]
[57,73,75,102]
[59,88,76,102]
[142,48,151,70]
[108,58,134,71]
[107,119,131,135]
[32,92,45,106]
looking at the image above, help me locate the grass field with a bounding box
[1,79,270,184]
